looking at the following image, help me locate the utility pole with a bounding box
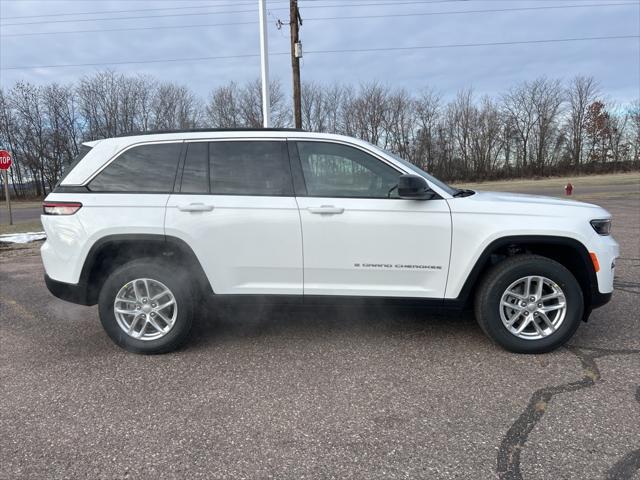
[258,0,271,128]
[290,0,302,129]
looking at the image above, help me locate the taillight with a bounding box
[42,201,82,215]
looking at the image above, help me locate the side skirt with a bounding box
[210,294,466,311]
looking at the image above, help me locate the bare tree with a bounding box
[151,83,200,130]
[530,78,564,174]
[206,82,242,128]
[237,79,290,128]
[384,88,417,162]
[566,76,599,169]
[342,82,389,146]
[1,71,638,196]
[414,88,441,171]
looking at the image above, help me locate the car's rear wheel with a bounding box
[474,255,583,353]
[98,259,195,354]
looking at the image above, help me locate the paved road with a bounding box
[0,205,41,225]
[0,192,638,479]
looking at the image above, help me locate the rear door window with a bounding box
[89,143,182,192]
[209,141,293,196]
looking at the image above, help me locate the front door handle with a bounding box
[307,205,344,215]
[178,203,214,212]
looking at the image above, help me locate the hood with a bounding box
[471,190,599,208]
[449,190,610,219]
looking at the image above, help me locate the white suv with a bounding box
[41,129,619,354]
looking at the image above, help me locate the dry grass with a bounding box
[1,200,42,209]
[0,220,43,236]
[456,171,640,190]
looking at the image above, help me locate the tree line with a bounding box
[1,71,638,198]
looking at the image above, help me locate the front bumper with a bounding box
[590,291,613,309]
[592,234,619,295]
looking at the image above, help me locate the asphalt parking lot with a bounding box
[1,181,639,479]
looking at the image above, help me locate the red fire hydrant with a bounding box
[565,182,573,196]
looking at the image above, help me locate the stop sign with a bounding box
[0,150,11,170]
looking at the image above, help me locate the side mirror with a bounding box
[397,174,435,200]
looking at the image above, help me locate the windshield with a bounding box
[366,143,458,196]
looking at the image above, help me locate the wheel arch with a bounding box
[80,234,212,305]
[457,235,597,314]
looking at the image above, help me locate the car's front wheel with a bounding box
[474,255,584,353]
[98,259,195,354]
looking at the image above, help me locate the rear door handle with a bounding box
[178,203,214,212]
[307,205,344,215]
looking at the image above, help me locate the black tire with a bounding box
[98,259,195,354]
[474,254,583,354]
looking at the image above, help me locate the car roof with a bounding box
[116,128,303,137]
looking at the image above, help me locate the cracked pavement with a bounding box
[1,187,638,479]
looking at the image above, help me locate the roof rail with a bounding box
[115,127,305,137]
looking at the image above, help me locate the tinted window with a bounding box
[180,142,209,193]
[209,141,292,196]
[89,143,181,192]
[296,142,401,198]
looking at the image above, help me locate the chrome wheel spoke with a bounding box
[541,292,563,302]
[501,300,522,311]
[156,310,171,325]
[534,277,544,299]
[506,310,522,327]
[538,311,555,331]
[156,299,175,311]
[524,277,533,297]
[147,315,165,333]
[514,317,531,334]
[128,315,144,337]
[132,281,143,302]
[541,302,565,313]
[531,317,546,336]
[114,277,178,341]
[507,291,526,301]
[151,291,168,302]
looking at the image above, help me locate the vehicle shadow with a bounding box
[189,299,480,349]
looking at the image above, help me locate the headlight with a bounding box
[590,219,611,235]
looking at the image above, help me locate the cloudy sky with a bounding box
[1,0,639,103]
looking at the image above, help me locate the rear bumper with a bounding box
[44,274,91,306]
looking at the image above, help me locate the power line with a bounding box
[0,0,468,19]
[305,34,640,53]
[2,2,635,37]
[1,20,257,38]
[0,1,490,24]
[2,35,636,71]
[0,2,273,20]
[1,8,260,26]
[4,0,635,26]
[307,2,639,21]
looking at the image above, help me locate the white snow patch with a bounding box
[0,231,47,244]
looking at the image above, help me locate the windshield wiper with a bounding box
[387,184,398,198]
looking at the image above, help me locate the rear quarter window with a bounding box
[56,144,93,186]
[89,143,182,192]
